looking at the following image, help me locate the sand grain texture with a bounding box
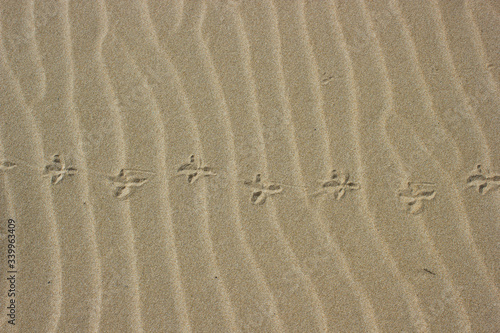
[0,0,498,332]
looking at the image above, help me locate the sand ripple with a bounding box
[0,0,498,332]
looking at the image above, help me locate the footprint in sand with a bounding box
[176,154,216,184]
[244,173,283,205]
[108,169,151,200]
[311,169,360,200]
[320,72,335,86]
[0,160,17,171]
[466,164,499,195]
[43,154,77,185]
[398,182,436,214]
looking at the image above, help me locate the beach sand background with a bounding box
[0,0,499,332]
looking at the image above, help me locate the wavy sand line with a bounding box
[352,0,435,329]
[170,4,242,331]
[26,0,47,106]
[198,4,293,332]
[432,0,500,276]
[384,108,500,331]
[208,2,334,330]
[468,0,500,86]
[429,0,492,169]
[57,2,103,331]
[144,3,242,330]
[115,2,199,331]
[328,1,434,331]
[253,0,335,330]
[382,5,500,321]
[227,5,332,331]
[172,0,185,35]
[372,1,496,329]
[230,0,378,326]
[303,2,392,331]
[107,22,207,333]
[0,38,63,332]
[3,2,108,331]
[462,1,500,167]
[393,0,500,298]
[1,0,46,109]
[149,32,222,333]
[465,3,500,91]
[277,1,381,331]
[396,1,483,171]
[104,40,191,332]
[298,2,380,331]
[383,1,469,175]
[363,0,473,330]
[391,0,482,312]
[1,1,498,332]
[463,0,500,97]
[91,3,144,331]
[461,5,500,268]
[171,2,331,330]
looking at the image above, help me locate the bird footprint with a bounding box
[176,154,216,184]
[108,169,151,199]
[311,169,360,200]
[0,160,17,171]
[466,164,499,195]
[398,182,436,214]
[244,173,283,205]
[43,154,77,185]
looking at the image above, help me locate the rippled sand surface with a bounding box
[0,1,499,332]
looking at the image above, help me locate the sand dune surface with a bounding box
[0,0,499,332]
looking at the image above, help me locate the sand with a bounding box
[0,0,499,332]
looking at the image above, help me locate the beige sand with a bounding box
[0,0,499,332]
